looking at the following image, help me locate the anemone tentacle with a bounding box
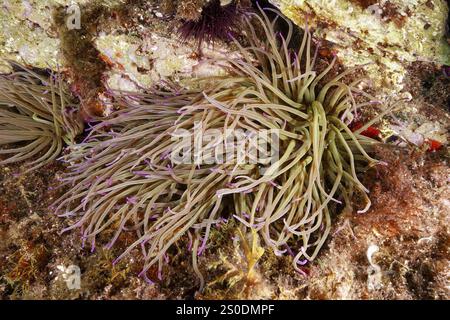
[54,7,388,289]
[0,62,84,172]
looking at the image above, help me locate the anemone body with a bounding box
[54,8,385,287]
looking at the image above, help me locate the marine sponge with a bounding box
[53,7,390,289]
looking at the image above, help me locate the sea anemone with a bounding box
[0,62,84,172]
[53,7,392,289]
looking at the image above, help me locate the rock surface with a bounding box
[0,0,449,300]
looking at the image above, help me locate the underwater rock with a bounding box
[0,0,91,72]
[270,0,450,95]
[95,32,234,93]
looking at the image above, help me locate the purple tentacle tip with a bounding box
[297,259,308,266]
